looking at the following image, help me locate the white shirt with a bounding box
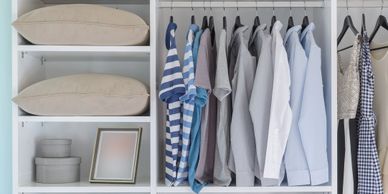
[263,21,292,180]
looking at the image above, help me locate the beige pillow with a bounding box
[13,74,149,116]
[13,4,149,45]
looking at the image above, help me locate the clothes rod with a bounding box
[338,0,388,7]
[158,1,325,8]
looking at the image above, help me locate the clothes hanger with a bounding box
[370,0,388,51]
[233,1,243,32]
[209,0,216,45]
[191,0,195,24]
[337,0,359,46]
[269,0,276,33]
[223,0,227,30]
[301,0,309,31]
[251,0,261,34]
[201,0,208,30]
[287,0,294,30]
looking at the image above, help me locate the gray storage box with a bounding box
[39,139,71,158]
[35,157,81,184]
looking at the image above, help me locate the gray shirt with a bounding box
[195,29,218,184]
[228,26,257,186]
[213,29,232,186]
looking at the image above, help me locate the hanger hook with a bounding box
[223,0,226,12]
[304,0,307,16]
[191,0,193,11]
[170,0,173,16]
[272,0,275,16]
[203,0,205,11]
[346,0,349,14]
[381,0,384,14]
[210,0,212,11]
[256,0,259,14]
[236,0,239,12]
[289,0,292,16]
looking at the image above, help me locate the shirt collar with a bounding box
[300,22,315,41]
[284,25,302,43]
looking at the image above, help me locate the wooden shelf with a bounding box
[18,116,151,123]
[18,180,150,193]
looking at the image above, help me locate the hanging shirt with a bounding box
[249,24,282,186]
[357,29,383,194]
[228,25,257,186]
[159,22,186,186]
[213,28,232,186]
[188,29,204,193]
[176,24,199,185]
[371,40,388,192]
[195,28,217,184]
[283,25,310,186]
[263,21,292,180]
[299,23,329,185]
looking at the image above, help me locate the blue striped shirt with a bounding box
[159,22,186,186]
[175,24,199,185]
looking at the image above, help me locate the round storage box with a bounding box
[35,157,81,184]
[39,139,71,158]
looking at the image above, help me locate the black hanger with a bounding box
[288,16,294,30]
[223,16,227,30]
[301,16,309,31]
[170,16,174,23]
[370,15,388,42]
[209,16,216,45]
[270,15,276,33]
[191,15,195,24]
[202,16,208,30]
[233,16,243,32]
[251,16,261,34]
[337,15,359,46]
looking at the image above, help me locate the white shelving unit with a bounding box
[11,0,338,194]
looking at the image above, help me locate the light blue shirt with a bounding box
[299,23,329,185]
[283,25,310,186]
[188,29,205,194]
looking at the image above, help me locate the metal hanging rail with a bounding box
[158,1,325,8]
[337,0,388,8]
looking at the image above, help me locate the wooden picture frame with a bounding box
[89,128,142,184]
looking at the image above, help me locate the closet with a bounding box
[11,0,336,194]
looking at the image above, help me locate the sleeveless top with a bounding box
[337,35,361,119]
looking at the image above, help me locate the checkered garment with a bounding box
[357,29,384,194]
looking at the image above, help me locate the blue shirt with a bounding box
[176,24,199,185]
[299,23,329,185]
[188,29,205,194]
[283,25,310,186]
[159,22,186,186]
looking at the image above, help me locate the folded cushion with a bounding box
[13,4,149,45]
[13,74,149,116]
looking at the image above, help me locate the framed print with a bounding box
[89,128,142,184]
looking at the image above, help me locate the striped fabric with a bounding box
[159,22,186,186]
[175,24,199,185]
[357,29,384,194]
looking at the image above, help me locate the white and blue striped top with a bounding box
[159,22,186,186]
[175,24,199,185]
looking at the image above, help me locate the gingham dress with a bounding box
[357,29,384,194]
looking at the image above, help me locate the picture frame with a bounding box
[89,128,142,184]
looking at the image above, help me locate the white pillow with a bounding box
[13,74,149,116]
[13,4,149,45]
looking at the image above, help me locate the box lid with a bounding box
[35,157,81,165]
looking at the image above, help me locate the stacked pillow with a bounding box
[13,74,150,116]
[13,4,149,45]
